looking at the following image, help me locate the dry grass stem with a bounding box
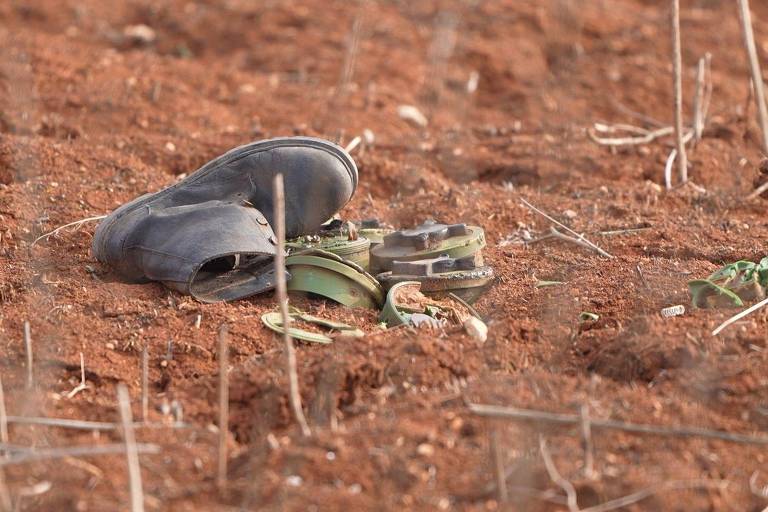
[738,0,768,154]
[65,352,87,399]
[520,198,613,258]
[217,324,229,491]
[23,321,33,390]
[712,296,768,336]
[273,174,311,437]
[671,0,688,183]
[747,179,768,200]
[469,403,768,445]
[0,377,7,447]
[580,405,597,480]
[344,135,362,153]
[0,469,10,512]
[664,148,677,190]
[490,427,508,502]
[580,479,726,512]
[549,227,613,258]
[31,215,107,246]
[588,124,673,146]
[693,57,705,142]
[539,437,579,512]
[117,384,145,512]
[0,443,159,467]
[141,347,149,422]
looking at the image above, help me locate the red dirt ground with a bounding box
[2,0,768,510]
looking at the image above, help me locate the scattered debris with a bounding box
[397,105,428,127]
[379,281,483,330]
[261,309,364,344]
[288,226,371,269]
[578,312,600,323]
[370,220,487,273]
[660,305,685,318]
[123,24,156,45]
[285,249,384,309]
[535,280,564,288]
[463,316,488,342]
[377,254,494,304]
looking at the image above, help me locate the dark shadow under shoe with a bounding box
[92,136,357,302]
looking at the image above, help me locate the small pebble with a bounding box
[417,443,435,457]
[286,475,303,487]
[463,317,488,343]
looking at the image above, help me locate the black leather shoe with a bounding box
[92,136,358,302]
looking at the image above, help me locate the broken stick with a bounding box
[520,199,613,258]
[468,403,768,445]
[116,384,145,512]
[273,174,311,437]
[23,321,33,389]
[738,0,768,154]
[217,324,229,490]
[671,0,688,183]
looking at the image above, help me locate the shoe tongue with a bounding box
[131,200,281,301]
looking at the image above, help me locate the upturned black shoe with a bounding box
[92,136,358,302]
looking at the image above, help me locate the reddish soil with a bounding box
[2,0,768,510]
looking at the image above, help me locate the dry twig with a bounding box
[117,384,145,512]
[539,437,579,512]
[738,0,768,154]
[23,321,32,389]
[664,148,678,190]
[671,0,688,183]
[747,179,768,201]
[692,54,712,143]
[217,324,229,490]
[0,443,159,467]
[0,377,7,447]
[520,199,613,258]
[588,125,674,146]
[273,174,311,437]
[712,295,768,336]
[0,469,10,512]
[579,404,596,480]
[141,347,149,422]
[580,479,726,512]
[65,352,87,399]
[468,403,768,445]
[31,215,107,246]
[549,228,612,258]
[490,427,508,503]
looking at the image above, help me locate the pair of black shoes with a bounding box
[92,137,358,302]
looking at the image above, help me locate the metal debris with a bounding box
[261,309,364,344]
[379,281,482,329]
[369,220,486,274]
[285,249,384,309]
[377,254,494,304]
[661,305,685,317]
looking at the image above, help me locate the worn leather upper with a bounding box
[92,136,358,302]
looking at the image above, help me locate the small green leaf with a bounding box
[687,279,744,308]
[579,312,599,322]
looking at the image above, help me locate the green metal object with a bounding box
[356,219,395,248]
[369,220,486,273]
[261,310,364,344]
[379,282,421,327]
[287,235,371,269]
[285,249,384,309]
[379,281,481,328]
[376,254,494,304]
